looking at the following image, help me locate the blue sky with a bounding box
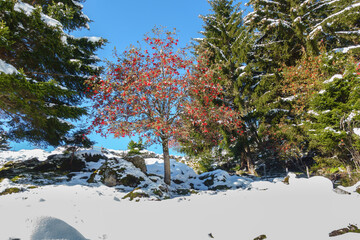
[77,0,212,61]
[11,0,244,155]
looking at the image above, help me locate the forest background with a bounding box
[1,0,360,185]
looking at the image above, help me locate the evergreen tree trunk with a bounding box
[162,138,171,185]
[241,151,255,174]
[245,145,255,174]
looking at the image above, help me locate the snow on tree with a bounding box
[307,0,360,52]
[305,54,360,169]
[0,0,106,146]
[86,27,242,185]
[279,47,360,170]
[181,0,255,172]
[242,0,360,169]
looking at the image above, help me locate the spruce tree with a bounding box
[243,0,303,167]
[243,0,360,170]
[0,0,106,146]
[181,0,254,172]
[306,53,360,169]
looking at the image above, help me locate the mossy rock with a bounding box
[356,186,360,194]
[118,175,144,187]
[283,175,290,185]
[175,189,190,195]
[3,161,14,168]
[152,188,164,197]
[123,189,149,201]
[87,170,98,183]
[329,224,360,236]
[0,187,21,196]
[11,175,25,183]
[254,234,267,240]
[28,185,38,189]
[0,162,15,176]
[209,185,229,190]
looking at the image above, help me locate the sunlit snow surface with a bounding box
[0,149,359,240]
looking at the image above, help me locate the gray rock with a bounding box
[123,155,147,174]
[103,168,117,187]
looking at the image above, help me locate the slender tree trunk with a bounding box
[245,144,255,175]
[242,131,256,174]
[162,139,171,185]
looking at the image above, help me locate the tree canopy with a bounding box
[0,0,106,147]
[86,27,242,184]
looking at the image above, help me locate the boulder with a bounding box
[88,158,146,188]
[0,154,88,184]
[123,155,147,174]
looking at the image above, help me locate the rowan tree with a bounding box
[86,27,242,185]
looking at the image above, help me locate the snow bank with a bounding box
[0,149,360,239]
[0,175,359,240]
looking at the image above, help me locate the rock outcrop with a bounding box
[123,155,147,174]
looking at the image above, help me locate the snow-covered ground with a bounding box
[0,149,359,240]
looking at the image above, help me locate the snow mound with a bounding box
[30,216,88,240]
[288,173,334,194]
